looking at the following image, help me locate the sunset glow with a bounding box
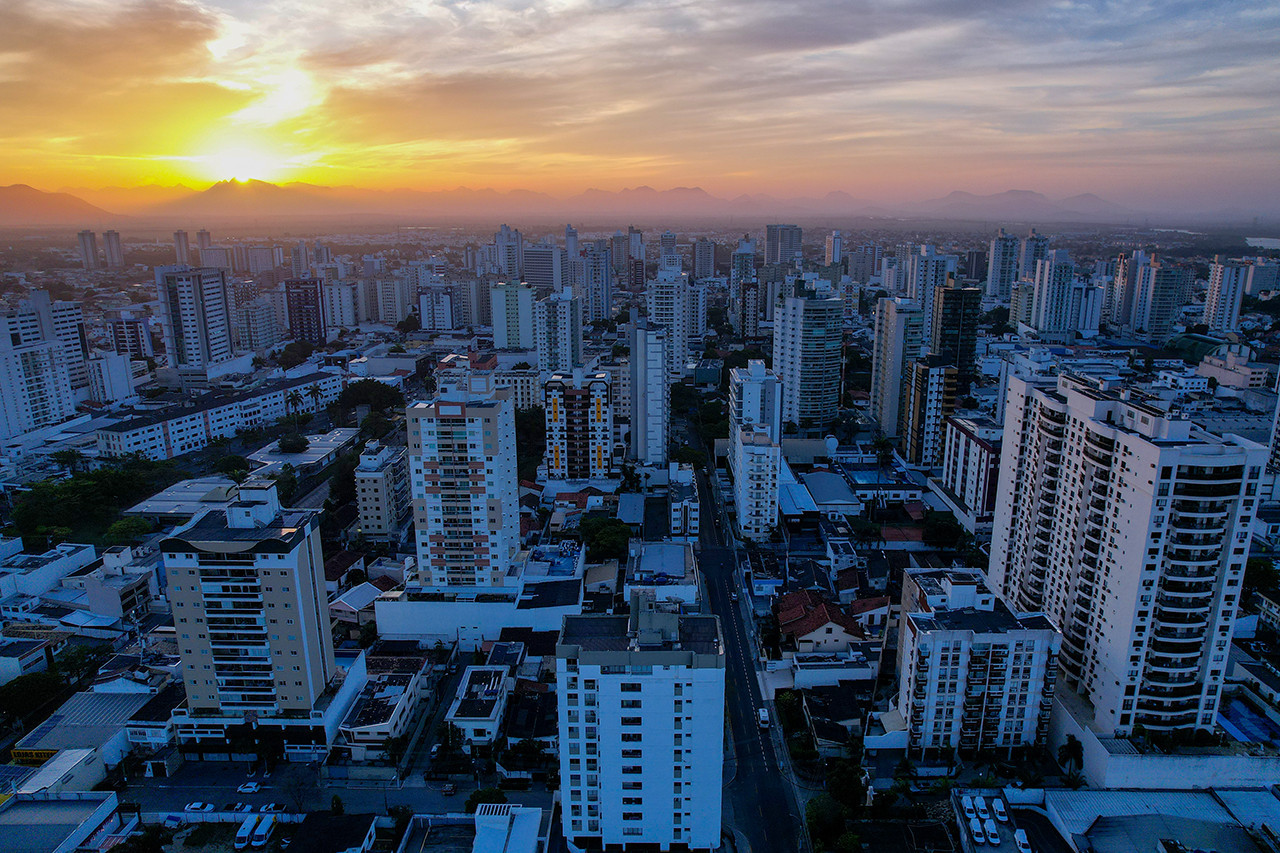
[2,0,1278,215]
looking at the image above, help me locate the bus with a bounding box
[234,815,260,850]
[252,814,277,847]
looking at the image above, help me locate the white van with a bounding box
[234,815,260,851]
[252,814,276,847]
[962,794,976,819]
[1014,828,1033,853]
[984,818,1002,846]
[969,817,985,846]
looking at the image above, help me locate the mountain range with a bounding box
[3,180,1161,226]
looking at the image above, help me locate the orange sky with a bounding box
[4,0,1280,213]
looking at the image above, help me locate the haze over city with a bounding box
[4,0,1280,222]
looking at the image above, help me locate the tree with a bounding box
[359,621,378,648]
[578,517,631,561]
[893,757,918,784]
[278,433,310,454]
[464,788,507,814]
[307,384,324,410]
[215,454,252,482]
[272,464,299,504]
[0,670,65,726]
[282,773,311,812]
[514,405,547,482]
[105,517,153,545]
[826,758,866,810]
[51,449,86,473]
[337,379,406,414]
[670,446,705,470]
[1063,769,1085,789]
[285,390,305,429]
[396,313,421,333]
[1058,733,1084,771]
[805,793,846,850]
[1244,557,1279,603]
[56,643,109,685]
[360,411,391,439]
[110,826,172,853]
[331,794,345,815]
[329,453,358,506]
[276,341,315,369]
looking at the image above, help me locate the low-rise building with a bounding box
[339,641,440,761]
[623,541,700,610]
[446,666,513,747]
[668,464,700,540]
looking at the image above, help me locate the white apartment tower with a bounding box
[986,228,1021,300]
[773,288,843,429]
[630,322,669,467]
[1029,250,1102,341]
[824,232,844,266]
[990,372,1266,735]
[355,440,411,541]
[764,224,802,266]
[77,230,99,270]
[556,598,725,853]
[0,301,76,440]
[1018,229,1050,280]
[102,230,124,269]
[645,258,691,380]
[535,288,583,374]
[163,480,336,717]
[729,361,783,541]
[1204,256,1247,333]
[523,243,567,293]
[155,266,235,371]
[545,370,614,480]
[902,246,958,343]
[870,297,924,439]
[490,282,536,350]
[692,239,715,280]
[898,568,1060,756]
[407,374,520,588]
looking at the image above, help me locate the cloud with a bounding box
[3,0,1280,212]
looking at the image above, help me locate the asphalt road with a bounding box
[697,470,804,853]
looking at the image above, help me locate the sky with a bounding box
[3,0,1279,211]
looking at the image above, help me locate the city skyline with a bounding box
[4,0,1280,218]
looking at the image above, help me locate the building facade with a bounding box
[544,370,614,480]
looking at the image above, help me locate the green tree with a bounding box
[1058,733,1084,771]
[805,793,847,850]
[272,463,299,504]
[464,788,507,814]
[276,341,314,369]
[359,621,378,648]
[826,758,866,810]
[396,313,421,333]
[578,517,631,561]
[329,453,358,505]
[51,449,87,473]
[56,643,109,685]
[0,670,65,726]
[514,405,547,482]
[360,411,391,439]
[331,794,345,815]
[278,433,310,454]
[105,517,153,545]
[214,454,252,479]
[338,379,406,413]
[1244,557,1279,603]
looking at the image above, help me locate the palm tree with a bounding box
[1057,734,1084,771]
[306,384,323,412]
[1062,769,1085,789]
[285,390,304,430]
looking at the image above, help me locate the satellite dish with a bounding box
[824,435,838,456]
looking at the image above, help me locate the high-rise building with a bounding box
[490,282,536,350]
[523,243,567,294]
[773,288,843,429]
[1243,257,1279,296]
[730,238,755,291]
[940,416,1002,526]
[659,230,678,262]
[106,308,154,359]
[47,295,90,391]
[544,370,614,480]
[76,230,99,270]
[155,266,235,371]
[901,356,957,467]
[354,439,411,541]
[535,288,583,374]
[848,243,883,285]
[986,228,1021,300]
[102,230,124,269]
[173,230,191,266]
[418,286,455,332]
[407,375,519,588]
[0,298,76,439]
[1017,228,1050,280]
[583,246,613,323]
[645,258,691,380]
[284,278,328,346]
[164,479,336,724]
[990,372,1265,735]
[731,280,762,338]
[1028,250,1102,342]
[902,246,959,343]
[692,239,715,280]
[630,321,669,467]
[898,568,1059,756]
[565,224,579,257]
[870,297,924,439]
[824,232,844,267]
[1130,260,1192,344]
[1204,256,1247,332]
[195,229,212,251]
[290,241,309,279]
[729,360,782,541]
[493,224,523,277]
[962,249,988,282]
[610,231,630,278]
[764,224,802,266]
[931,283,981,387]
[628,226,644,265]
[556,597,725,853]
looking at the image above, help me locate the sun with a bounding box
[200,145,286,183]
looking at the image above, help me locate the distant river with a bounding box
[1246,237,1280,250]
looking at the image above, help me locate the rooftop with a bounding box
[161,508,316,554]
[626,541,696,586]
[559,606,722,658]
[100,371,336,433]
[285,813,376,853]
[0,791,118,853]
[450,666,509,720]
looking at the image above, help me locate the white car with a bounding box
[237,782,261,794]
[185,802,215,812]
[962,795,976,819]
[984,819,1002,846]
[975,796,991,821]
[969,817,985,846]
[1014,828,1033,853]
[992,798,1008,822]
[232,803,255,814]
[757,708,771,728]
[259,804,285,813]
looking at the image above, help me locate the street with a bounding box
[698,469,805,853]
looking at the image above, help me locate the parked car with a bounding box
[233,803,255,814]
[1014,828,1033,853]
[984,819,1002,846]
[259,804,285,813]
[757,708,771,728]
[992,798,1008,822]
[975,796,991,821]
[969,817,985,846]
[185,802,215,812]
[237,782,261,794]
[430,744,441,759]
[962,795,976,819]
